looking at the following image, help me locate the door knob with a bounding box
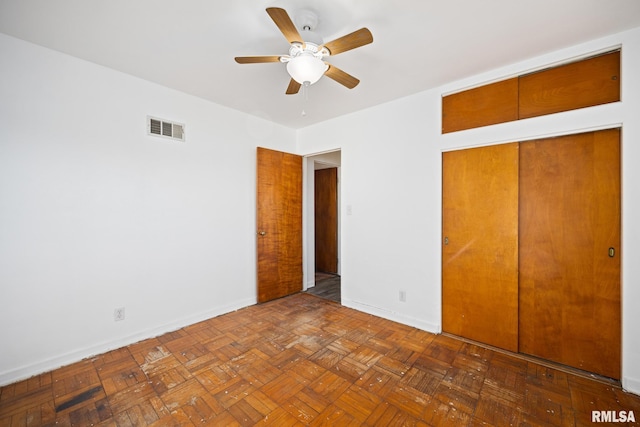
[257,231,267,236]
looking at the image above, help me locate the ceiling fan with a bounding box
[235,7,373,95]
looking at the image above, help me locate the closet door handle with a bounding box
[609,247,615,257]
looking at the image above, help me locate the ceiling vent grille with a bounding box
[147,116,185,142]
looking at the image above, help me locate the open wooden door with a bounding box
[442,143,520,352]
[519,129,621,379]
[256,147,303,303]
[315,167,338,274]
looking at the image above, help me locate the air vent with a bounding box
[147,116,185,142]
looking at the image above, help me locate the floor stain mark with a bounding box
[55,385,103,412]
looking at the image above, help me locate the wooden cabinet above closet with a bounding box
[442,50,620,133]
[442,78,519,134]
[519,51,620,119]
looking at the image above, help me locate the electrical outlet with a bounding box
[399,290,406,302]
[114,307,125,322]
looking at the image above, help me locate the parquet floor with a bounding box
[2,293,640,426]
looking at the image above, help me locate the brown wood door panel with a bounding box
[442,143,520,352]
[442,78,519,134]
[256,147,303,303]
[519,51,620,119]
[518,129,621,379]
[315,168,338,273]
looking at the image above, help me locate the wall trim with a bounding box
[0,297,255,387]
[622,377,640,397]
[342,298,440,334]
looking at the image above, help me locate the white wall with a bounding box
[0,34,296,385]
[297,27,640,394]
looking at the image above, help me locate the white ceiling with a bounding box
[2,0,640,129]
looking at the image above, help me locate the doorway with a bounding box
[304,150,341,303]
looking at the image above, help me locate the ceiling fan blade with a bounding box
[325,64,360,89]
[286,79,301,95]
[235,56,282,64]
[266,7,303,45]
[321,28,373,55]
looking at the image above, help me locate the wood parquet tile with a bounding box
[2,292,640,426]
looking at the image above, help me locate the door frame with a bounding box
[302,149,341,291]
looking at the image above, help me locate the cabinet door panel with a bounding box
[519,129,620,379]
[519,51,620,119]
[442,143,519,352]
[442,78,519,133]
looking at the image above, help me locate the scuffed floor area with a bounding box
[1,293,639,426]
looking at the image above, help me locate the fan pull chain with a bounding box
[301,81,310,117]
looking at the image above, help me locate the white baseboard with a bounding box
[342,298,440,334]
[0,297,255,387]
[622,376,640,397]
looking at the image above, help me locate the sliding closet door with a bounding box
[519,129,621,379]
[442,143,519,352]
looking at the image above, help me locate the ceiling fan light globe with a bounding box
[286,55,328,85]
